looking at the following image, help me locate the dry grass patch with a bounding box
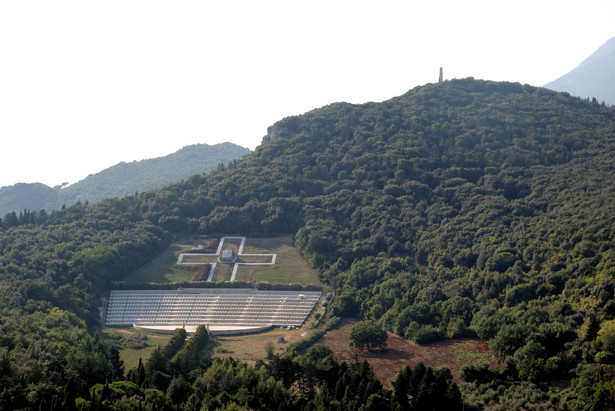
[319,318,497,386]
[207,308,325,362]
[209,325,313,362]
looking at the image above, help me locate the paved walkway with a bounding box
[176,237,277,281]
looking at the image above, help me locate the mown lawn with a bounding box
[123,243,196,283]
[234,235,322,286]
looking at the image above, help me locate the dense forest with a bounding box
[1,79,615,409]
[0,142,250,216]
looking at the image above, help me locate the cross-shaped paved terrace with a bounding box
[176,237,277,281]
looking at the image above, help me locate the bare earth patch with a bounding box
[319,318,497,386]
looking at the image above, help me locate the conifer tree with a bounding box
[137,358,146,387]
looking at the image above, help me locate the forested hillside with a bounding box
[0,142,250,216]
[1,79,615,409]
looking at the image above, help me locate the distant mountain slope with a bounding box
[0,183,61,216]
[0,142,250,215]
[544,36,615,105]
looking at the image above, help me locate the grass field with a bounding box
[211,262,234,282]
[102,328,175,372]
[124,243,196,283]
[105,316,497,385]
[234,236,321,285]
[104,311,324,371]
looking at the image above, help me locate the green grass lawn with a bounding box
[102,328,175,372]
[211,262,234,282]
[123,244,196,283]
[235,236,321,285]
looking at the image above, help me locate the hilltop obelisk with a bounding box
[439,67,443,82]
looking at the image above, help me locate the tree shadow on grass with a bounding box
[126,244,187,283]
[201,338,221,356]
[360,348,415,360]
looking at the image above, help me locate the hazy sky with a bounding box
[1,1,614,188]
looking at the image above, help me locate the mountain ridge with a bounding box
[0,142,250,215]
[544,36,615,105]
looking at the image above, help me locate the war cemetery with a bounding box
[105,236,324,341]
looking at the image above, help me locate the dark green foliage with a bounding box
[266,353,301,389]
[137,358,146,387]
[349,320,388,351]
[296,345,339,398]
[144,388,173,410]
[490,324,532,361]
[145,347,171,391]
[89,349,458,410]
[172,325,209,374]
[192,357,293,410]
[391,363,462,411]
[413,326,446,344]
[330,291,360,317]
[285,315,341,355]
[569,364,615,410]
[160,327,187,360]
[166,374,192,404]
[460,363,504,385]
[461,380,564,410]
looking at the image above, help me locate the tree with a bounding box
[166,375,191,405]
[580,313,601,342]
[349,320,388,351]
[331,291,360,317]
[144,388,172,411]
[570,364,615,410]
[597,319,615,351]
[391,363,462,411]
[490,323,530,361]
[137,358,146,387]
